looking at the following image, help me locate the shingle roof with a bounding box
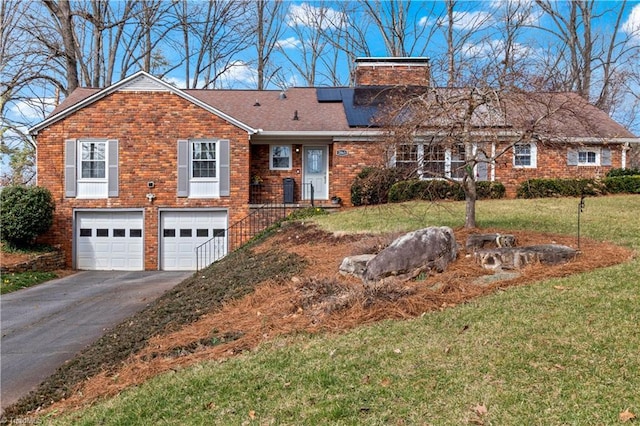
[35,72,637,140]
[185,88,350,132]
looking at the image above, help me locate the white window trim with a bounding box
[577,147,600,166]
[394,143,469,180]
[78,140,108,182]
[190,140,219,182]
[270,145,292,170]
[513,142,537,169]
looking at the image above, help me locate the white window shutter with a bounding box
[64,139,77,197]
[177,140,189,197]
[108,140,119,197]
[219,139,230,196]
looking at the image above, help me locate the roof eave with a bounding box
[29,71,257,135]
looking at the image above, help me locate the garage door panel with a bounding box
[161,211,227,271]
[76,212,144,271]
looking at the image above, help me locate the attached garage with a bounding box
[75,210,144,270]
[160,210,228,271]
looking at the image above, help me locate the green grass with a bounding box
[43,195,640,425]
[0,271,58,294]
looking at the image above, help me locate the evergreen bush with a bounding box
[0,186,55,248]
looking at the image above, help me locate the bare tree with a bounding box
[375,83,577,228]
[534,0,640,114]
[252,0,286,90]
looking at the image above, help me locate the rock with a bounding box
[362,227,458,284]
[466,233,516,251]
[475,244,578,271]
[339,254,376,278]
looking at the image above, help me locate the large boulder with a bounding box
[362,226,458,284]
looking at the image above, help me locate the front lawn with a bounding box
[1,271,59,294]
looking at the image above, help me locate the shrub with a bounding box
[389,180,506,202]
[0,186,55,248]
[350,167,402,206]
[516,178,606,198]
[606,167,640,178]
[603,176,640,194]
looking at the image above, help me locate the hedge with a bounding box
[350,167,403,206]
[388,179,505,202]
[517,177,640,198]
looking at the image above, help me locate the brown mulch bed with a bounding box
[30,222,633,418]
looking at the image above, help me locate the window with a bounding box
[450,145,466,179]
[192,141,217,178]
[423,145,446,177]
[270,145,292,170]
[178,139,229,198]
[578,150,597,165]
[80,141,106,178]
[66,139,118,199]
[396,144,419,173]
[513,143,537,168]
[395,143,488,180]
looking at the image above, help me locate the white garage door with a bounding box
[76,211,144,270]
[161,211,227,271]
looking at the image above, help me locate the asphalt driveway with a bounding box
[1,270,191,410]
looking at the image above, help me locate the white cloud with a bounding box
[164,76,188,89]
[8,98,56,121]
[286,3,346,30]
[622,3,640,40]
[434,10,494,30]
[276,36,302,50]
[462,39,532,60]
[218,61,257,88]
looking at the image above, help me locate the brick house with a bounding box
[30,57,638,271]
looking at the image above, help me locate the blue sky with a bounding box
[3,0,640,179]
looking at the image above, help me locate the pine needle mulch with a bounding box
[32,222,635,417]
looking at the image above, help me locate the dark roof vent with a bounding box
[253,100,260,106]
[279,92,287,100]
[293,110,299,120]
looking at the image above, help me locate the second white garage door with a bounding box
[160,211,227,271]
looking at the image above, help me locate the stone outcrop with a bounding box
[465,233,516,251]
[362,227,458,284]
[474,244,578,271]
[339,254,376,277]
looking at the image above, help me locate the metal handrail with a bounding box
[195,182,314,271]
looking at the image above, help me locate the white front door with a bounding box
[303,146,328,200]
[75,211,144,270]
[160,211,227,271]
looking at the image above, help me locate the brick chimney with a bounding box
[354,57,431,86]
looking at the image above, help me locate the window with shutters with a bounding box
[177,139,230,198]
[65,139,118,199]
[578,149,598,165]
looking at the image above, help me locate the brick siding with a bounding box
[36,91,251,270]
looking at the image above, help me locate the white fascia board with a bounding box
[30,71,257,135]
[542,137,640,144]
[253,130,383,141]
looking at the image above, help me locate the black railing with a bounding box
[195,182,314,271]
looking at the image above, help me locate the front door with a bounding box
[303,146,328,200]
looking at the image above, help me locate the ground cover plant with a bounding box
[5,195,639,424]
[0,271,58,294]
